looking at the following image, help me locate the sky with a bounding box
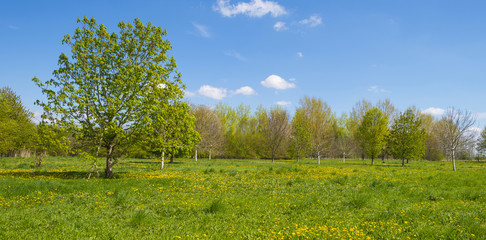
[1,0,486,129]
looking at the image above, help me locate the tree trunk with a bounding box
[406,159,409,164]
[195,149,198,162]
[361,152,365,160]
[160,151,165,170]
[452,149,456,171]
[105,144,115,178]
[209,149,212,160]
[317,152,321,165]
[343,151,345,163]
[402,157,405,167]
[297,155,300,163]
[371,157,374,165]
[170,152,174,164]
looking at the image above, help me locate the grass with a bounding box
[0,156,485,239]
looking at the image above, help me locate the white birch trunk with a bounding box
[160,151,165,170]
[195,149,198,162]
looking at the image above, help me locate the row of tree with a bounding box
[191,97,480,172]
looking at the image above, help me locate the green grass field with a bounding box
[0,157,485,239]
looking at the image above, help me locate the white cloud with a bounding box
[276,101,291,106]
[184,90,196,97]
[213,0,287,18]
[273,21,287,31]
[234,86,256,95]
[297,52,303,58]
[8,25,19,30]
[224,50,247,61]
[198,85,227,100]
[368,85,390,93]
[192,23,210,38]
[421,107,446,116]
[299,14,322,27]
[261,75,296,90]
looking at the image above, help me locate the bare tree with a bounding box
[258,106,290,163]
[438,108,476,171]
[192,105,224,161]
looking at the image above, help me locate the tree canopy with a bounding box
[0,87,34,156]
[358,107,389,165]
[33,17,189,177]
[388,108,427,166]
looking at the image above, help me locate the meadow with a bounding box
[0,157,485,239]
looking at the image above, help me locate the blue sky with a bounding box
[1,0,486,128]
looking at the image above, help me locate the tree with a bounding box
[33,17,185,177]
[192,105,223,161]
[438,108,476,171]
[257,106,290,162]
[299,96,334,164]
[32,122,70,167]
[476,127,486,158]
[388,108,427,167]
[289,108,311,162]
[335,113,353,163]
[349,99,372,160]
[149,101,200,167]
[358,107,389,165]
[420,113,444,161]
[216,103,257,159]
[0,87,35,156]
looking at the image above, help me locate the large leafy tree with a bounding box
[33,17,185,177]
[358,107,389,165]
[388,108,427,166]
[0,87,35,155]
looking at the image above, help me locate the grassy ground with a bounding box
[0,157,485,239]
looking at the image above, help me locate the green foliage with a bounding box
[148,101,200,161]
[0,87,35,155]
[358,107,389,163]
[216,103,257,158]
[298,96,334,161]
[388,108,427,166]
[289,108,311,161]
[476,127,486,156]
[32,17,185,177]
[32,123,71,167]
